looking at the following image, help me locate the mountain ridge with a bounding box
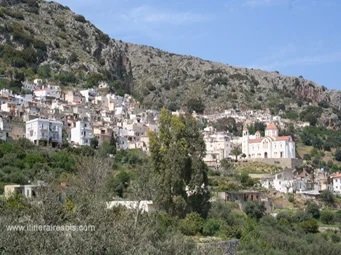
[0,0,340,127]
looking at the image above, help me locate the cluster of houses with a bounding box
[259,167,341,196]
[1,78,340,203]
[1,79,159,151]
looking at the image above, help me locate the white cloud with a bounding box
[119,5,210,25]
[252,51,341,70]
[243,0,289,7]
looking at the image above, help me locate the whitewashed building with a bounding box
[26,118,63,146]
[4,181,46,199]
[106,200,154,213]
[33,85,61,99]
[242,122,295,159]
[70,120,93,146]
[80,89,96,103]
[0,116,9,141]
[331,172,341,194]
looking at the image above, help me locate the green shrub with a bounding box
[243,201,266,220]
[288,194,295,203]
[335,148,341,161]
[57,71,77,85]
[320,210,334,224]
[305,202,320,219]
[179,212,204,236]
[187,98,205,114]
[202,218,221,236]
[320,190,335,205]
[299,219,319,233]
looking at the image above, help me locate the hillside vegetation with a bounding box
[0,0,340,128]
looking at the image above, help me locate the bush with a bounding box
[244,201,266,220]
[305,202,320,219]
[56,71,77,85]
[288,194,295,203]
[320,210,334,225]
[179,212,204,236]
[37,64,51,78]
[239,172,254,187]
[300,219,319,233]
[320,190,335,205]
[276,211,293,224]
[186,98,205,114]
[109,171,131,197]
[303,154,311,161]
[202,218,221,236]
[335,149,341,161]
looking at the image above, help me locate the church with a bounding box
[242,123,295,159]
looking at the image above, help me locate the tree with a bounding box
[213,117,237,134]
[320,190,335,205]
[300,219,319,233]
[149,108,210,218]
[305,202,320,219]
[186,98,205,114]
[220,158,235,176]
[240,172,255,187]
[231,145,242,161]
[90,137,99,149]
[335,148,341,161]
[320,210,334,224]
[244,201,266,220]
[179,212,204,235]
[202,218,221,236]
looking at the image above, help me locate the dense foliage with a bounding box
[149,108,210,218]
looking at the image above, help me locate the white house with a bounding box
[242,122,295,159]
[203,126,231,168]
[261,169,294,193]
[106,200,154,213]
[64,90,83,105]
[70,120,93,146]
[26,118,63,146]
[0,116,9,141]
[33,85,61,100]
[331,172,341,194]
[4,181,46,199]
[80,89,96,103]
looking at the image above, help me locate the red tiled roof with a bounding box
[275,136,292,142]
[331,173,341,179]
[248,135,292,143]
[266,122,278,130]
[249,138,263,144]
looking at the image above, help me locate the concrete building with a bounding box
[26,118,63,146]
[4,181,46,199]
[106,200,154,213]
[242,122,295,159]
[70,120,93,146]
[33,85,61,100]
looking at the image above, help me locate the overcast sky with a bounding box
[55,0,341,90]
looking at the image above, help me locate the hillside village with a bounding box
[0,1,341,254]
[1,78,341,206]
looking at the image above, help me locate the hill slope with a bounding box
[0,0,340,127]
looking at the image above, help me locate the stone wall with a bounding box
[249,158,302,169]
